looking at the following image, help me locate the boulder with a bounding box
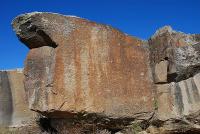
[157,73,200,119]
[12,12,200,133]
[154,60,168,83]
[149,26,200,133]
[12,12,155,125]
[148,26,200,83]
[174,43,200,81]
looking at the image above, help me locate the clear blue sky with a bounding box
[0,0,200,69]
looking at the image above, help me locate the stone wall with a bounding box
[0,69,34,127]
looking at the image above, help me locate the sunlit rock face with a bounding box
[12,12,200,133]
[12,12,155,127]
[157,73,200,119]
[0,69,34,127]
[149,26,200,133]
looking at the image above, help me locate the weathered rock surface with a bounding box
[0,69,35,127]
[149,26,200,133]
[12,12,200,133]
[12,12,155,125]
[157,73,200,119]
[149,26,200,83]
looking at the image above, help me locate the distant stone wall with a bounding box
[0,69,34,127]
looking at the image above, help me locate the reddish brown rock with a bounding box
[12,12,155,123]
[12,12,200,133]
